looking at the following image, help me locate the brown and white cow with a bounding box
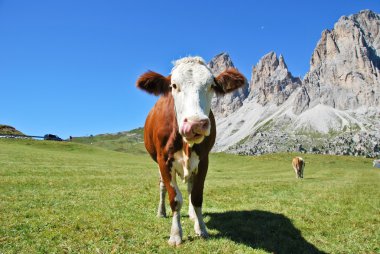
[292,156,305,179]
[136,56,245,246]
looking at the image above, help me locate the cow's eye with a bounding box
[171,84,177,90]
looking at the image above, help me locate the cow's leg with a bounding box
[158,159,183,246]
[157,174,167,218]
[191,158,208,238]
[169,188,183,246]
[187,175,196,221]
[293,166,298,178]
[168,174,183,246]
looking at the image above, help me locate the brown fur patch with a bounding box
[136,71,171,96]
[214,68,246,94]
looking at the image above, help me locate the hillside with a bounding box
[71,127,145,155]
[1,138,379,253]
[0,124,25,135]
[210,10,380,157]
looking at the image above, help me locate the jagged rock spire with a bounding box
[249,51,302,106]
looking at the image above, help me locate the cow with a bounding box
[136,56,246,246]
[373,159,380,168]
[292,157,305,178]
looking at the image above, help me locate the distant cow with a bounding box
[373,159,380,168]
[292,157,305,178]
[136,56,245,246]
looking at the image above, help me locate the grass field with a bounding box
[1,139,379,253]
[71,128,145,155]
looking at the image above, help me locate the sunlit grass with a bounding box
[0,139,379,253]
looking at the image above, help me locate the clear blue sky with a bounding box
[1,0,379,138]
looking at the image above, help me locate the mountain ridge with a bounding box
[211,9,380,157]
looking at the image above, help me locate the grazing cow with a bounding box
[136,56,245,246]
[292,157,305,178]
[373,159,380,168]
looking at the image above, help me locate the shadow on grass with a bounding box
[206,210,326,254]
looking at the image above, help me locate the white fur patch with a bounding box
[168,211,182,246]
[173,150,200,183]
[169,167,183,211]
[172,56,208,70]
[193,206,208,237]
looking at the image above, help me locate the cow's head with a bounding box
[137,56,246,145]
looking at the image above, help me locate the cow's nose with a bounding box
[183,118,210,135]
[198,119,210,131]
[182,118,210,138]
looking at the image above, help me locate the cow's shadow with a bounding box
[206,210,327,254]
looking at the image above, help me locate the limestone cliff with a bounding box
[304,10,380,111]
[249,51,302,106]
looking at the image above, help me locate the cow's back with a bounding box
[292,157,304,169]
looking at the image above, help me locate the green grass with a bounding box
[1,139,379,253]
[71,128,145,155]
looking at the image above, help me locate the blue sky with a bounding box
[1,1,379,138]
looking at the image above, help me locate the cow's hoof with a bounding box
[157,212,166,218]
[195,230,209,239]
[168,235,182,246]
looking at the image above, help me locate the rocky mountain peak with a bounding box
[254,51,279,76]
[278,54,287,69]
[304,9,380,111]
[249,51,302,106]
[208,52,235,75]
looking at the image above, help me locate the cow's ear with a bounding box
[213,68,246,94]
[136,71,171,96]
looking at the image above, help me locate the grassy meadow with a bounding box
[71,128,145,155]
[0,138,379,253]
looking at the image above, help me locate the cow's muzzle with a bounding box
[180,117,210,142]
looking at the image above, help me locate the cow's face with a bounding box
[136,56,246,145]
[170,57,215,144]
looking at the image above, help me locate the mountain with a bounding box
[305,10,380,111]
[0,125,25,136]
[249,52,302,106]
[212,10,380,157]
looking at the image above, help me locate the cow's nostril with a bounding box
[200,119,209,129]
[184,118,188,123]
